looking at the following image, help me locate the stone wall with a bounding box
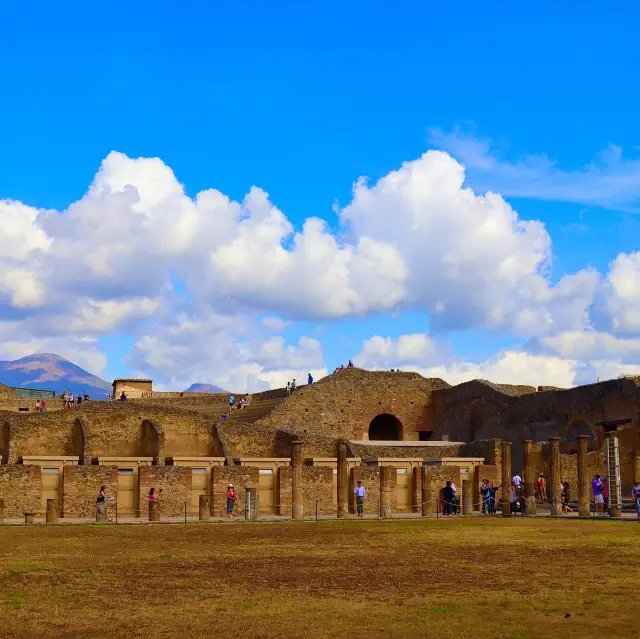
[350,443,462,459]
[433,377,640,466]
[424,466,462,513]
[63,465,118,518]
[302,466,333,515]
[0,465,40,517]
[138,466,192,518]
[276,466,292,516]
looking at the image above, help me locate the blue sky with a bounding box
[2,1,640,390]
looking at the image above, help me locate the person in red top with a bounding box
[226,484,237,518]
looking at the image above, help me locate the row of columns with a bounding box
[501,436,591,517]
[295,435,596,520]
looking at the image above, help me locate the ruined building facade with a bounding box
[0,369,638,519]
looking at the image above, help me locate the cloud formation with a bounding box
[1,147,640,388]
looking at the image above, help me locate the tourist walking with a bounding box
[96,485,107,519]
[41,399,46,413]
[35,399,41,412]
[228,394,234,411]
[592,473,605,515]
[480,479,490,514]
[226,484,237,518]
[536,474,547,503]
[442,481,455,515]
[354,480,365,517]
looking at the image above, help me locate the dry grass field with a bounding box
[0,518,638,638]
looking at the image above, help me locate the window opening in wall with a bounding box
[460,468,469,473]
[332,469,337,475]
[119,468,134,474]
[42,468,59,474]
[259,468,273,475]
[418,431,432,441]
[396,468,408,475]
[192,467,207,475]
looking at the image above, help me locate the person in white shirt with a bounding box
[354,480,366,517]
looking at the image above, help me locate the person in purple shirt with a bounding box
[592,473,604,516]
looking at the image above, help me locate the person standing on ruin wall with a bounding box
[354,480,365,517]
[228,394,234,411]
[308,373,313,385]
[226,484,237,518]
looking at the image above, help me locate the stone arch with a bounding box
[141,420,165,466]
[562,416,597,453]
[1,421,13,464]
[73,417,92,465]
[368,414,403,441]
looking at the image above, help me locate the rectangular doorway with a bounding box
[258,468,274,515]
[41,467,60,515]
[117,468,135,516]
[191,467,207,513]
[396,467,410,511]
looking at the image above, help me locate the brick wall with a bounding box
[276,466,292,516]
[211,466,259,517]
[63,465,118,518]
[138,466,192,518]
[302,466,333,515]
[424,466,461,513]
[350,466,389,515]
[0,466,40,517]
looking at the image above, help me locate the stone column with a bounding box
[501,441,511,516]
[549,437,561,516]
[421,466,433,516]
[251,487,260,520]
[462,480,472,515]
[199,495,210,521]
[0,498,4,523]
[380,466,392,518]
[576,435,590,517]
[292,440,303,520]
[523,440,536,515]
[412,466,422,513]
[336,440,348,519]
[46,499,59,524]
[149,499,160,522]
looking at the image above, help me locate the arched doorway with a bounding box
[368,414,403,441]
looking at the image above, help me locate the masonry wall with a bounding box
[348,466,395,515]
[302,466,333,515]
[138,466,192,518]
[0,466,40,518]
[276,467,292,516]
[433,378,640,466]
[63,465,118,518]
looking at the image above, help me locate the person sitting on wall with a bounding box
[347,360,354,368]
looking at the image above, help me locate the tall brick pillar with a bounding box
[576,435,590,516]
[462,481,472,514]
[337,439,348,519]
[421,467,433,516]
[46,499,59,524]
[549,437,561,516]
[292,440,303,520]
[380,466,392,518]
[523,439,536,515]
[501,441,512,516]
[412,466,422,513]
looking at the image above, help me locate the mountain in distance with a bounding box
[0,353,112,399]
[184,383,227,394]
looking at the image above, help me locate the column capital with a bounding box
[522,439,532,444]
[576,434,589,440]
[549,436,561,442]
